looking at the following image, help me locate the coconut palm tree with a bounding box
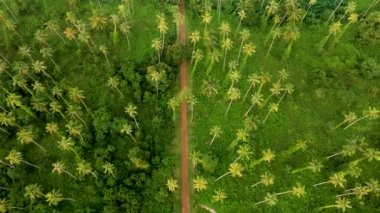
[236,9,247,34]
[302,0,317,22]
[44,19,66,43]
[275,183,306,198]
[214,162,244,182]
[228,70,241,89]
[52,161,77,179]
[17,129,46,151]
[342,12,358,34]
[282,24,300,58]
[225,87,241,115]
[217,0,223,21]
[209,125,222,146]
[100,162,116,177]
[119,21,131,47]
[168,97,180,121]
[66,105,86,126]
[45,189,75,206]
[222,38,233,72]
[109,14,120,45]
[166,178,178,192]
[89,12,107,31]
[147,66,163,95]
[99,45,111,68]
[206,49,221,75]
[255,192,278,206]
[250,149,275,168]
[18,45,33,61]
[193,176,208,192]
[338,1,356,22]
[76,161,97,178]
[189,150,202,170]
[262,103,279,123]
[219,21,231,41]
[318,197,352,212]
[0,112,16,127]
[151,38,162,63]
[6,149,39,168]
[245,92,264,116]
[212,189,227,203]
[328,0,345,22]
[32,60,55,82]
[337,185,371,199]
[334,112,357,129]
[251,172,275,187]
[290,159,323,174]
[65,120,84,140]
[120,123,136,143]
[68,87,88,110]
[277,83,294,105]
[363,0,380,17]
[241,42,256,65]
[314,172,347,188]
[201,79,219,97]
[189,31,201,63]
[125,103,139,128]
[156,14,168,50]
[344,107,379,129]
[0,199,23,212]
[45,122,59,135]
[40,47,60,69]
[266,27,281,56]
[107,76,123,96]
[24,184,43,201]
[0,0,17,22]
[242,73,261,102]
[201,11,212,33]
[236,29,250,63]
[318,21,342,50]
[233,144,252,163]
[326,144,357,159]
[190,49,204,77]
[186,90,197,120]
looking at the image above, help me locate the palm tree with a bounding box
[339,1,357,22]
[189,31,201,63]
[318,197,352,212]
[344,107,379,129]
[34,29,48,45]
[212,189,227,203]
[121,123,136,143]
[206,49,221,75]
[189,150,202,171]
[147,66,163,95]
[119,21,131,47]
[52,161,77,179]
[6,149,39,168]
[236,9,246,34]
[0,1,17,22]
[40,47,60,69]
[236,29,250,64]
[107,76,123,96]
[193,176,208,192]
[363,0,380,17]
[318,21,342,50]
[44,19,66,43]
[342,12,358,34]
[262,103,279,123]
[166,178,179,192]
[32,60,55,82]
[277,83,294,105]
[328,0,345,22]
[228,70,241,89]
[282,24,300,59]
[209,125,222,146]
[65,120,84,140]
[228,128,249,149]
[255,192,278,206]
[0,199,23,212]
[66,105,86,126]
[68,87,88,110]
[186,90,197,120]
[89,12,107,31]
[109,14,120,45]
[314,172,347,188]
[251,172,275,187]
[76,161,97,178]
[0,112,16,127]
[242,73,261,102]
[156,14,168,51]
[225,87,241,115]
[57,136,80,158]
[151,38,162,63]
[125,103,139,128]
[221,38,233,72]
[290,159,323,174]
[190,49,204,77]
[334,112,357,129]
[17,129,46,151]
[219,22,231,41]
[275,183,306,198]
[201,11,212,33]
[168,97,180,121]
[99,45,111,68]
[266,27,281,56]
[217,0,223,21]
[24,184,43,201]
[214,162,244,182]
[326,144,357,159]
[241,42,256,65]
[233,144,252,163]
[201,79,219,97]
[302,0,317,22]
[245,92,264,116]
[18,45,33,61]
[45,122,59,135]
[45,190,74,206]
[250,149,275,168]
[101,162,116,177]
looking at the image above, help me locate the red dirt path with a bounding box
[179,0,189,212]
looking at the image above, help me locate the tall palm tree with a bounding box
[250,149,275,168]
[125,103,139,128]
[190,49,204,77]
[236,29,250,63]
[44,19,66,43]
[290,159,323,174]
[219,22,231,41]
[242,73,261,102]
[255,192,278,206]
[189,150,202,170]
[89,12,107,31]
[193,176,208,192]
[45,189,75,206]
[206,49,221,75]
[109,14,120,45]
[24,184,43,201]
[318,197,352,212]
[68,87,88,110]
[0,1,17,22]
[318,21,342,50]
[262,103,279,123]
[189,31,201,63]
[52,161,77,179]
[228,70,241,89]
[66,105,86,126]
[236,9,247,34]
[251,172,275,187]
[99,45,111,68]
[326,144,357,159]
[266,27,281,56]
[40,47,59,68]
[302,0,317,22]
[282,24,300,59]
[166,178,178,192]
[201,11,212,33]
[45,122,59,135]
[241,42,256,65]
[147,66,163,95]
[76,161,97,178]
[32,60,55,82]
[102,162,116,177]
[209,125,222,146]
[0,199,23,212]
[151,38,162,63]
[344,107,379,129]
[121,123,136,143]
[215,162,244,182]
[233,144,252,163]
[212,189,227,203]
[277,83,294,105]
[314,172,347,188]
[119,21,131,47]
[168,97,180,121]
[17,129,46,151]
[156,13,168,51]
[327,0,346,22]
[275,183,306,198]
[65,120,84,140]
[107,76,123,96]
[334,112,357,129]
[222,38,233,72]
[245,92,264,116]
[6,149,39,169]
[225,87,241,115]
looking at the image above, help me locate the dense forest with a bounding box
[0,0,379,212]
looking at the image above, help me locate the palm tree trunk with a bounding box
[233,155,242,163]
[328,0,344,22]
[133,116,139,129]
[206,59,214,75]
[3,25,9,48]
[336,192,356,197]
[363,0,379,17]
[262,111,272,123]
[191,60,199,77]
[0,160,14,168]
[214,171,231,182]
[104,53,111,68]
[334,120,347,129]
[21,160,40,169]
[237,40,244,64]
[223,48,227,72]
[251,181,262,187]
[313,181,330,187]
[277,91,287,105]
[326,151,343,159]
[218,0,222,21]
[209,135,217,145]
[225,100,233,115]
[31,140,46,152]
[255,199,269,205]
[244,103,255,117]
[266,37,276,57]
[242,83,253,102]
[275,191,292,196]
[191,43,196,64]
[1,2,18,22]
[63,170,77,179]
[115,86,124,97]
[155,81,159,95]
[129,134,137,143]
[157,50,160,63]
[344,115,368,129]
[302,5,312,22]
[290,166,310,174]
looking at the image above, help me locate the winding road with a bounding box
[179,0,189,213]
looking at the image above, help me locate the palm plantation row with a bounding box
[164,0,380,211]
